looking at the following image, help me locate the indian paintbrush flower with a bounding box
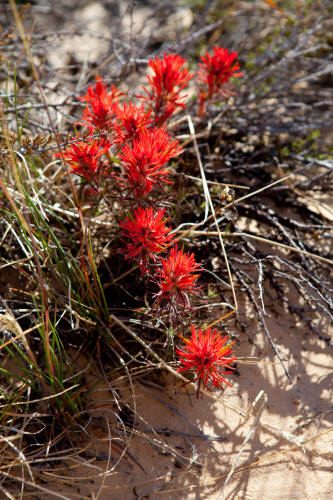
[120,206,173,273]
[177,325,236,397]
[119,126,181,199]
[198,46,243,116]
[56,137,111,183]
[155,245,202,309]
[79,76,123,130]
[115,101,152,142]
[139,53,193,124]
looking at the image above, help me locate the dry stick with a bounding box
[186,231,333,266]
[173,175,292,242]
[186,114,238,313]
[178,172,250,190]
[222,391,267,498]
[0,320,43,351]
[0,470,71,500]
[0,256,33,270]
[103,264,139,289]
[276,158,333,218]
[221,174,292,211]
[153,426,333,496]
[0,485,15,500]
[293,407,333,432]
[1,434,34,484]
[0,385,79,410]
[240,272,295,386]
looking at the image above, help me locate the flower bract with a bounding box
[79,76,123,130]
[155,245,202,308]
[56,137,111,183]
[119,127,181,199]
[198,46,243,115]
[115,101,152,142]
[120,206,173,272]
[139,53,193,124]
[177,325,236,395]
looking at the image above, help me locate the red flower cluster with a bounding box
[55,47,244,337]
[198,47,243,116]
[139,53,193,124]
[119,127,181,199]
[155,245,202,307]
[57,47,241,197]
[120,207,173,272]
[79,76,123,130]
[177,325,236,396]
[57,137,111,183]
[115,102,152,142]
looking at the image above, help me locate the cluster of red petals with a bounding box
[119,127,182,199]
[79,76,123,130]
[57,137,111,183]
[155,245,202,306]
[139,53,193,124]
[115,102,152,142]
[198,47,243,115]
[120,207,173,272]
[177,325,236,393]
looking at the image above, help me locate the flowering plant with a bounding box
[119,206,173,273]
[139,53,193,124]
[177,325,236,397]
[119,127,181,199]
[155,245,202,309]
[54,47,242,396]
[78,76,123,130]
[198,46,243,116]
[115,101,152,142]
[57,137,111,184]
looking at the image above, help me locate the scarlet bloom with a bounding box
[139,53,193,124]
[79,76,123,130]
[56,137,111,183]
[120,206,173,272]
[115,101,152,142]
[177,325,236,396]
[155,245,202,308]
[119,127,181,199]
[198,47,243,115]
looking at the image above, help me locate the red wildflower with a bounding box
[115,101,152,142]
[120,206,173,272]
[79,76,123,130]
[155,245,202,308]
[177,325,236,396]
[139,53,193,124]
[198,47,243,116]
[56,137,111,183]
[119,127,181,199]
